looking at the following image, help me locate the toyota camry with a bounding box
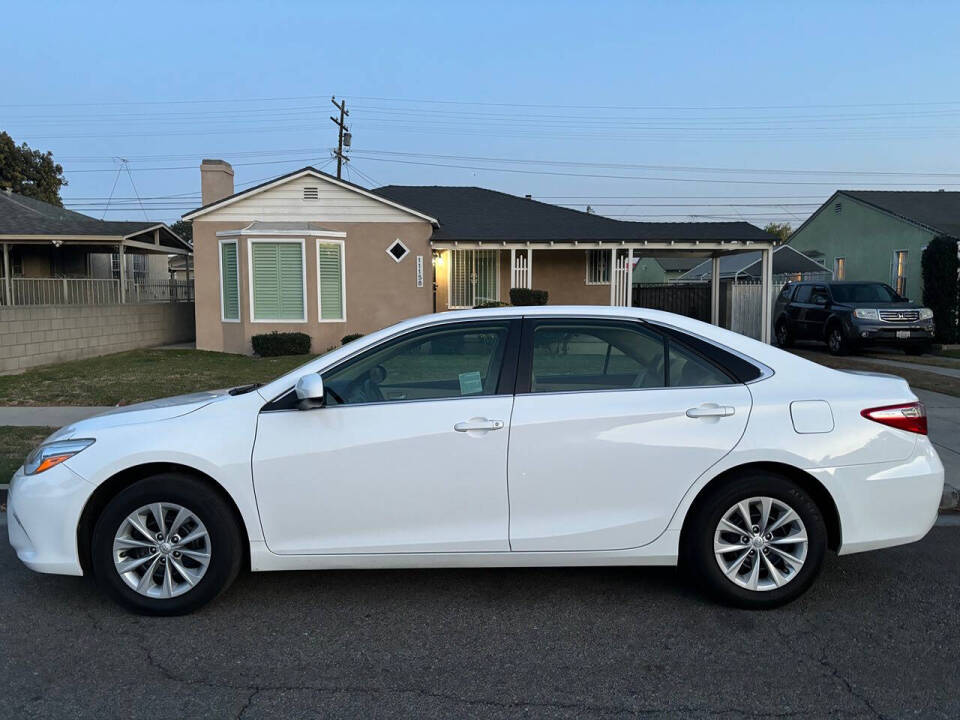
[6,307,943,614]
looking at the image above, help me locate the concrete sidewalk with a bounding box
[0,406,110,427]
[859,356,960,379]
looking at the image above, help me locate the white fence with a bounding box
[612,254,631,306]
[1,277,194,307]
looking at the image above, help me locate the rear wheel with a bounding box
[91,473,242,615]
[683,472,827,609]
[826,325,848,356]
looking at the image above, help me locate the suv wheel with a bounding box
[826,325,848,356]
[775,320,793,348]
[683,472,827,609]
[91,473,242,615]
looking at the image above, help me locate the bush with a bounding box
[509,288,549,306]
[473,301,509,309]
[921,236,959,343]
[251,331,311,357]
[341,333,365,345]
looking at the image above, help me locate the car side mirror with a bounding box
[295,374,326,410]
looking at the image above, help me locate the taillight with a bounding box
[861,402,927,435]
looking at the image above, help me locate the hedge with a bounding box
[921,236,959,343]
[251,331,312,357]
[341,333,365,345]
[509,288,549,306]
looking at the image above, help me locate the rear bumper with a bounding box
[811,437,943,555]
[7,463,91,576]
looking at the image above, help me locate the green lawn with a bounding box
[0,350,315,407]
[791,349,960,397]
[0,426,55,482]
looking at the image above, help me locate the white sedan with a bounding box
[7,307,943,614]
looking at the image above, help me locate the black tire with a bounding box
[682,472,827,609]
[826,325,848,356]
[774,320,793,348]
[91,473,242,616]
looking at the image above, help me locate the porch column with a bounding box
[609,248,617,306]
[760,246,773,343]
[526,248,532,288]
[118,242,126,303]
[710,255,721,326]
[2,243,10,306]
[509,249,516,288]
[626,247,634,307]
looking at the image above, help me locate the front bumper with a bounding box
[847,320,934,345]
[811,436,943,555]
[7,462,92,576]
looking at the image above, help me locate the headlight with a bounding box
[853,308,879,320]
[23,439,95,475]
[919,308,934,321]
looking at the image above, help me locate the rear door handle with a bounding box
[454,418,505,432]
[685,406,735,418]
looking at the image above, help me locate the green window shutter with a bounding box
[220,242,239,320]
[252,242,304,321]
[317,243,344,320]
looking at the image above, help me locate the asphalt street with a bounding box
[1,525,958,719]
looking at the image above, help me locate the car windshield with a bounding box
[829,283,900,303]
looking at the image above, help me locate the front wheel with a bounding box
[683,473,827,609]
[775,320,793,348]
[826,325,849,356]
[91,474,242,615]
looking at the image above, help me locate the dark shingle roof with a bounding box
[841,190,960,239]
[0,190,160,237]
[373,185,774,243]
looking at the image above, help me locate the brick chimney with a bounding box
[200,159,234,205]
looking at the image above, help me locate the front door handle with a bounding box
[685,405,735,419]
[454,418,505,432]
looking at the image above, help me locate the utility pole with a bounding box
[330,96,350,179]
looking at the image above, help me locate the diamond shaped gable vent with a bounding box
[387,239,410,262]
[303,186,319,200]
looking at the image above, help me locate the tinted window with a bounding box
[530,323,666,393]
[323,322,511,405]
[830,283,900,303]
[794,285,812,303]
[810,286,830,304]
[777,285,795,302]
[668,343,733,387]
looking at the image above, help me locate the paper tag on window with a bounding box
[458,371,483,395]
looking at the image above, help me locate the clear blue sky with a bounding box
[4,0,960,227]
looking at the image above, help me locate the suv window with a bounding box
[323,322,512,405]
[810,286,830,305]
[794,285,812,303]
[777,285,795,302]
[829,283,900,303]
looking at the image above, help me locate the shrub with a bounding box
[251,331,311,357]
[341,333,365,345]
[509,288,549,306]
[921,236,959,343]
[474,301,509,309]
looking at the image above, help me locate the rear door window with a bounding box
[793,285,812,303]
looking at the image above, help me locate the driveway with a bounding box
[1,527,958,719]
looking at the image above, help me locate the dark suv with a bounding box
[773,281,935,355]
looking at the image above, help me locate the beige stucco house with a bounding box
[183,161,779,353]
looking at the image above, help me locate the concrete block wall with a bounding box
[0,303,195,373]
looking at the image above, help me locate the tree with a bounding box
[921,236,959,343]
[0,131,67,206]
[763,222,793,243]
[170,220,193,243]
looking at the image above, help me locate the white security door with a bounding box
[449,250,499,308]
[252,320,519,555]
[508,319,751,552]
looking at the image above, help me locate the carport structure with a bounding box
[374,186,780,342]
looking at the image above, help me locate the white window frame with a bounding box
[891,249,908,295]
[218,238,240,323]
[833,256,845,281]
[386,238,410,263]
[316,238,347,323]
[247,238,307,324]
[585,249,611,285]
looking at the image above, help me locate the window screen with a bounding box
[317,242,344,320]
[220,242,239,320]
[251,242,304,321]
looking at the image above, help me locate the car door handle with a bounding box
[685,405,735,418]
[454,418,505,432]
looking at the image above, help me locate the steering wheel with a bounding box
[342,364,387,403]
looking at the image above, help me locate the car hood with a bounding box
[48,389,232,441]
[836,301,922,309]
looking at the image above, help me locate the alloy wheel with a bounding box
[113,502,211,598]
[713,496,808,592]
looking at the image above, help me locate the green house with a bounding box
[788,190,960,302]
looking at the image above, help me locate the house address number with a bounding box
[416,256,424,288]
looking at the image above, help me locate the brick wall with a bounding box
[0,303,195,373]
